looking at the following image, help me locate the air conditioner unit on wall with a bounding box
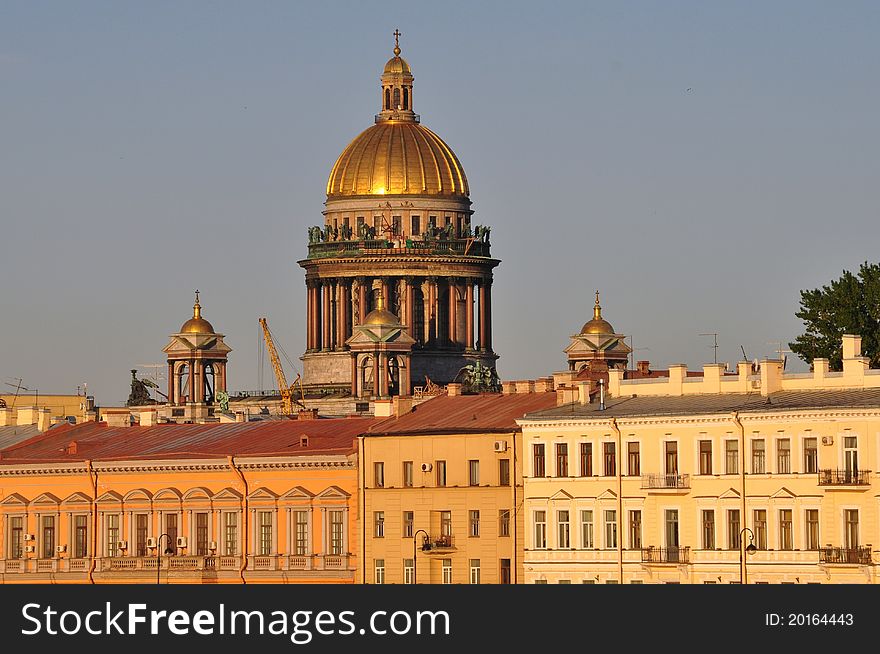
[821,436,834,446]
[420,463,433,472]
[494,440,508,453]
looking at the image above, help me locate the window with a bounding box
[699,440,712,475]
[374,462,385,488]
[374,511,385,538]
[42,515,56,559]
[727,510,741,550]
[777,439,791,474]
[604,510,617,549]
[403,558,414,584]
[533,444,546,477]
[258,511,273,555]
[556,443,569,477]
[500,559,511,584]
[702,510,715,550]
[779,510,793,550]
[805,509,819,550]
[665,510,679,548]
[627,442,640,476]
[76,514,90,558]
[629,510,642,549]
[9,516,23,559]
[752,439,765,474]
[469,510,480,537]
[558,510,571,549]
[329,510,344,555]
[499,459,510,486]
[499,510,510,537]
[469,559,481,584]
[534,511,547,549]
[403,511,414,538]
[753,510,767,549]
[440,511,452,537]
[403,461,414,487]
[580,442,593,476]
[725,440,738,475]
[665,441,678,474]
[104,514,117,558]
[845,509,859,549]
[374,559,385,585]
[803,437,818,474]
[224,512,238,556]
[468,460,480,486]
[581,510,594,548]
[294,511,308,556]
[436,460,447,487]
[165,513,177,553]
[196,512,209,555]
[844,436,858,479]
[442,559,452,584]
[603,443,616,476]
[411,215,421,235]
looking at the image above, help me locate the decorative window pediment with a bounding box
[62,492,93,505]
[32,492,62,506]
[314,485,351,505]
[0,492,29,507]
[153,487,183,503]
[95,490,123,505]
[122,489,152,503]
[719,487,741,500]
[182,487,212,502]
[212,487,243,502]
[597,489,618,501]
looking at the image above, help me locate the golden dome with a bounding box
[180,291,215,334]
[383,55,411,75]
[327,121,469,198]
[581,291,615,335]
[363,293,399,326]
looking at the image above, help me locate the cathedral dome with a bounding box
[580,291,615,335]
[327,121,469,199]
[180,292,215,334]
[362,293,399,326]
[383,55,411,75]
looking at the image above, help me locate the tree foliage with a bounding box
[789,262,880,370]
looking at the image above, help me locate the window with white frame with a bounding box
[469,559,480,584]
[329,510,344,555]
[779,509,793,550]
[665,510,679,548]
[581,510,594,548]
[534,510,547,549]
[403,558,414,584]
[374,559,385,584]
[725,440,738,475]
[374,511,385,538]
[557,510,571,549]
[468,460,480,486]
[499,509,510,537]
[752,439,765,474]
[224,512,238,556]
[753,509,767,549]
[403,460,414,488]
[604,510,617,549]
[9,515,24,559]
[258,510,273,555]
[469,510,480,537]
[702,510,715,550]
[442,559,453,584]
[805,509,819,550]
[75,514,90,558]
[803,437,817,474]
[629,510,642,549]
[105,514,118,558]
[294,510,309,556]
[402,511,414,538]
[440,510,452,538]
[777,439,791,474]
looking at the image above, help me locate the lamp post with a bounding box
[149,533,176,585]
[739,527,758,584]
[412,529,429,585]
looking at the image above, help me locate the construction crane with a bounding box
[259,317,306,415]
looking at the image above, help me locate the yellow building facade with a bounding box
[358,387,555,584]
[520,335,880,584]
[0,418,372,583]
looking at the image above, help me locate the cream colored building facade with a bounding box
[520,335,880,584]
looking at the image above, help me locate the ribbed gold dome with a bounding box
[383,55,411,75]
[581,291,615,335]
[327,121,469,198]
[180,292,215,334]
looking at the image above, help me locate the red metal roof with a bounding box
[0,417,381,465]
[368,392,558,435]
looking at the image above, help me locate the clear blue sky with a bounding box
[2,1,879,405]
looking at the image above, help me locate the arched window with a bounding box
[403,87,409,110]
[393,88,401,110]
[384,88,391,110]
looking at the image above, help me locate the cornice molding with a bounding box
[0,458,356,477]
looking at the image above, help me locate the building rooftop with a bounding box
[523,388,880,421]
[0,424,42,450]
[368,391,558,435]
[0,417,381,465]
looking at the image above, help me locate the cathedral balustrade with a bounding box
[307,238,490,260]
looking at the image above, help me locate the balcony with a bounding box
[641,473,690,490]
[422,534,454,552]
[818,469,871,486]
[307,237,491,260]
[641,546,690,564]
[819,547,872,565]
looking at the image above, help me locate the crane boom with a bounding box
[259,318,305,414]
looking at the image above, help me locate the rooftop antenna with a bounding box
[4,378,25,409]
[767,341,792,368]
[740,345,749,362]
[137,363,167,402]
[626,335,650,371]
[699,333,719,364]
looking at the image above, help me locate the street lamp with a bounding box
[412,529,430,585]
[148,533,176,585]
[739,527,758,584]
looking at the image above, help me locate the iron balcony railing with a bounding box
[307,238,491,260]
[421,534,454,551]
[818,469,872,486]
[641,546,690,564]
[641,473,691,489]
[819,547,872,565]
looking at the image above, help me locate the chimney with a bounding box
[0,407,15,427]
[66,441,78,455]
[139,410,158,427]
[235,411,247,423]
[393,396,414,417]
[501,381,516,395]
[703,364,724,393]
[515,380,535,394]
[103,409,133,428]
[296,408,319,420]
[637,360,650,375]
[813,358,829,381]
[577,381,591,405]
[608,369,624,397]
[16,406,38,427]
[35,408,52,432]
[556,387,578,406]
[668,364,686,396]
[842,334,869,380]
[842,334,862,360]
[534,377,555,393]
[373,399,393,417]
[760,359,784,396]
[446,383,462,397]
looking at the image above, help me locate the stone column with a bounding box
[447,278,457,347]
[329,280,337,351]
[405,277,415,336]
[402,356,411,396]
[190,358,199,402]
[485,279,493,352]
[422,280,431,346]
[379,353,389,397]
[337,281,349,349]
[306,282,313,351]
[322,282,332,352]
[380,277,390,305]
[465,280,474,351]
[350,355,358,397]
[168,362,175,405]
[479,281,487,352]
[358,277,368,326]
[372,354,380,397]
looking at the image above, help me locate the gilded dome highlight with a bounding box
[180,292,215,334]
[581,291,615,335]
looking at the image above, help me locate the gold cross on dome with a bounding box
[394,29,401,47]
[195,289,200,304]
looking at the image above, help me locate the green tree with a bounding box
[789,262,880,370]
